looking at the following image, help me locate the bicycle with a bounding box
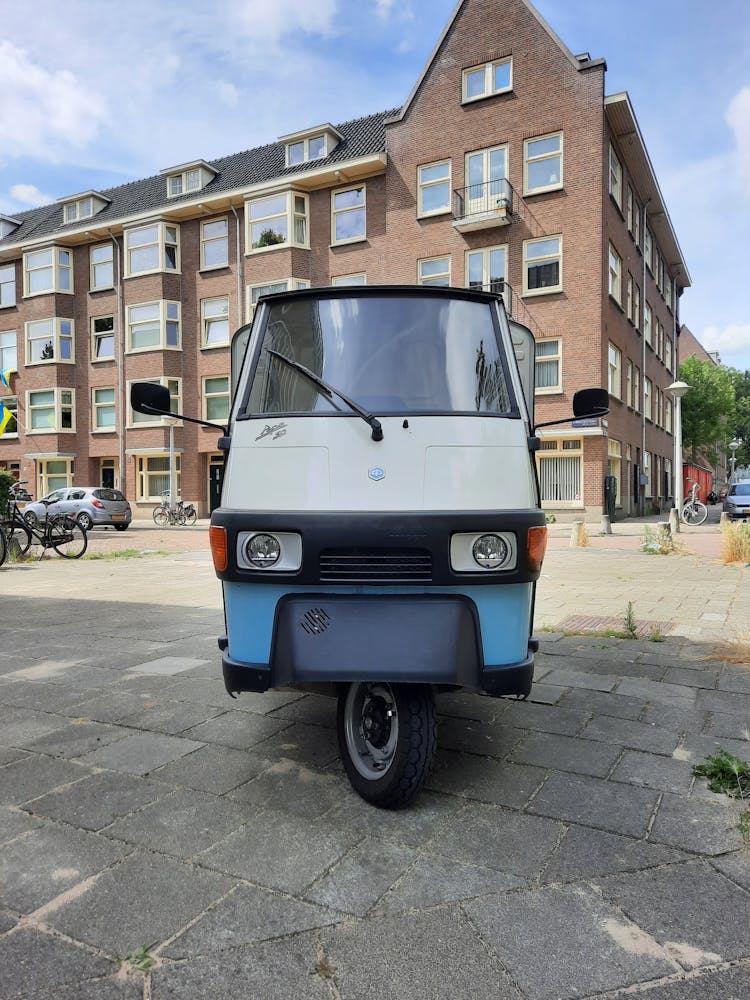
[681,480,708,526]
[0,482,34,558]
[152,492,197,527]
[20,497,87,559]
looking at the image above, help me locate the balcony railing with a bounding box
[453,178,513,232]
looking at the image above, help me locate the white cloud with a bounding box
[726,86,750,184]
[9,184,53,207]
[213,81,241,109]
[229,0,339,42]
[701,324,750,359]
[374,0,396,17]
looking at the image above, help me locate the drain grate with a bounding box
[555,614,674,638]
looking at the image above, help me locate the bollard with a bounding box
[600,514,612,535]
[669,507,680,535]
[720,511,730,527]
[658,520,671,537]
[570,520,585,547]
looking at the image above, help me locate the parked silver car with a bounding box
[24,487,132,531]
[723,480,750,520]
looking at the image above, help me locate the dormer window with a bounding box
[0,215,21,240]
[58,191,110,225]
[161,160,217,198]
[280,124,342,168]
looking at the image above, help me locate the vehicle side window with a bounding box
[69,489,86,500]
[48,490,66,502]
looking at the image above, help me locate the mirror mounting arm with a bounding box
[140,405,227,435]
[533,410,605,433]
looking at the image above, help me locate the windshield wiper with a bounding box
[266,349,383,441]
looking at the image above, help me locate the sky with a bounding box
[1,0,749,370]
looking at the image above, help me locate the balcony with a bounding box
[453,179,513,233]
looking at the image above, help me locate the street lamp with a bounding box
[668,380,691,523]
[729,438,741,483]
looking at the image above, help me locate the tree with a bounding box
[731,369,750,468]
[678,356,737,463]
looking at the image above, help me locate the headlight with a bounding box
[245,533,281,568]
[472,534,509,569]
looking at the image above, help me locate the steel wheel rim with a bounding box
[344,682,399,780]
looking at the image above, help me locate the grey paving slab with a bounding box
[23,719,134,758]
[717,670,750,694]
[465,884,677,999]
[610,749,695,794]
[253,721,341,768]
[130,655,210,675]
[162,883,341,958]
[0,823,130,913]
[710,852,750,892]
[427,801,564,877]
[321,908,522,1000]
[503,699,589,736]
[542,666,619,691]
[704,711,750,740]
[0,747,29,766]
[663,665,720,688]
[117,699,224,735]
[0,755,92,806]
[696,687,750,715]
[228,759,348,819]
[373,855,525,915]
[21,978,143,1000]
[0,678,96,712]
[0,909,17,934]
[624,966,750,1000]
[596,861,750,967]
[510,730,622,777]
[617,677,698,707]
[152,743,271,793]
[305,836,416,916]
[267,692,338,728]
[0,706,70,747]
[581,715,681,754]
[639,702,710,734]
[323,788,463,847]
[541,825,688,883]
[198,807,359,894]
[104,787,247,859]
[436,689,510,722]
[426,748,546,807]
[182,708,290,749]
[556,686,646,719]
[0,927,116,999]
[59,689,158,724]
[0,804,43,844]
[649,792,746,855]
[529,771,660,837]
[27,770,170,831]
[161,677,233,708]
[44,851,236,956]
[677,732,750,765]
[78,731,205,774]
[435,715,526,757]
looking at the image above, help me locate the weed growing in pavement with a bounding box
[83,549,170,561]
[640,524,675,555]
[704,630,750,665]
[693,748,750,848]
[122,945,155,972]
[623,601,638,639]
[721,521,750,564]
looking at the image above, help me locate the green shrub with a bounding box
[641,524,674,555]
[0,469,15,517]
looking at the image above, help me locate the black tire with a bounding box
[8,522,32,556]
[183,507,197,526]
[0,529,6,567]
[337,682,437,809]
[24,510,38,528]
[114,524,129,531]
[49,516,88,558]
[77,512,94,531]
[153,508,169,527]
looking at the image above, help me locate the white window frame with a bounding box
[92,386,116,432]
[608,244,622,304]
[608,342,622,399]
[665,335,673,373]
[626,360,633,408]
[461,57,513,103]
[536,438,583,506]
[167,167,202,198]
[285,133,329,167]
[644,227,653,272]
[91,316,115,362]
[644,377,652,421]
[135,453,181,502]
[38,458,74,495]
[0,395,18,436]
[201,296,230,349]
[0,263,17,308]
[609,145,622,209]
[127,377,181,428]
[247,191,309,253]
[200,217,229,270]
[0,329,17,371]
[23,247,73,296]
[523,132,563,196]
[633,366,641,414]
[63,197,94,224]
[246,278,310,318]
[523,235,562,296]
[124,221,180,277]
[665,397,673,433]
[535,338,562,394]
[418,256,451,286]
[417,160,451,218]
[90,243,114,290]
[644,302,652,346]
[633,282,641,329]
[331,273,366,287]
[202,375,230,423]
[126,300,181,354]
[27,387,75,433]
[331,185,366,245]
[25,318,74,365]
[465,245,507,295]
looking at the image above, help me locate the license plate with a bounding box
[111,514,125,521]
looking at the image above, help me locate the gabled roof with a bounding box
[0,108,396,253]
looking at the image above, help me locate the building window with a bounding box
[632,195,641,245]
[537,440,582,503]
[0,264,16,308]
[524,132,562,195]
[23,247,73,296]
[246,278,310,318]
[93,387,116,431]
[201,218,229,269]
[535,339,562,393]
[331,186,366,244]
[644,228,653,272]
[26,318,74,365]
[27,388,74,432]
[167,168,202,198]
[92,316,115,361]
[90,243,114,290]
[644,377,652,420]
[0,329,17,371]
[248,192,308,251]
[626,360,633,408]
[0,395,17,436]
[633,282,641,329]
[462,57,512,102]
[609,146,622,208]
[608,343,622,398]
[608,244,622,304]
[202,297,229,348]
[418,256,450,286]
[627,187,634,232]
[124,222,179,276]
[633,366,641,413]
[665,335,673,373]
[286,133,329,166]
[128,377,180,427]
[626,274,633,322]
[136,454,181,501]
[466,246,507,296]
[38,458,74,495]
[644,302,652,346]
[203,375,230,422]
[331,273,366,287]
[665,397,673,433]
[607,439,622,505]
[126,301,180,353]
[63,197,94,223]
[464,145,508,212]
[417,160,451,217]
[523,236,562,295]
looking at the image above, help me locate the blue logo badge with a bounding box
[368,467,385,481]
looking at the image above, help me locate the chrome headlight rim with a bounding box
[244,532,281,568]
[472,533,509,569]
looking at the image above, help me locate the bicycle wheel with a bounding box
[684,500,707,526]
[0,527,6,567]
[49,516,88,558]
[183,507,197,526]
[8,520,32,556]
[153,508,170,527]
[177,510,188,525]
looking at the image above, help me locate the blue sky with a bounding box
[1,0,749,370]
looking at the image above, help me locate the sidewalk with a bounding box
[0,530,748,998]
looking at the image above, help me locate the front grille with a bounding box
[319,547,433,583]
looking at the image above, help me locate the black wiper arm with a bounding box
[267,349,383,441]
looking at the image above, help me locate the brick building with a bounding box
[0,0,690,518]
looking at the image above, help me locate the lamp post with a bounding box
[729,438,741,483]
[668,380,690,526]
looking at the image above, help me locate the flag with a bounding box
[0,400,12,437]
[0,368,16,388]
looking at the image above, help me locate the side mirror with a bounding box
[130,382,172,416]
[573,387,609,419]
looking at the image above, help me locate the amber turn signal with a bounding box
[209,525,228,573]
[526,525,548,572]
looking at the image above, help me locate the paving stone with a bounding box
[435,689,510,722]
[104,788,247,858]
[426,749,546,807]
[60,690,158,725]
[542,667,619,691]
[663,666,719,689]
[511,731,621,777]
[162,677,233,708]
[305,836,415,916]
[24,720,133,758]
[611,750,695,794]
[0,706,70,747]
[254,722,341,768]
[556,687,646,720]
[616,677,697,708]
[117,700,224,735]
[0,679,95,713]
[267,692,338,728]
[130,655,209,675]
[436,715,526,757]
[677,733,750,766]
[696,688,750,715]
[710,852,750,892]
[541,825,688,882]
[153,743,271,794]
[198,807,358,894]
[228,759,347,819]
[649,792,745,855]
[529,772,659,837]
[0,823,130,912]
[324,788,463,848]
[717,670,750,694]
[526,682,568,704]
[623,966,750,1000]
[704,711,750,741]
[27,770,169,831]
[182,709,290,749]
[21,978,143,1000]
[503,700,589,736]
[596,861,750,967]
[373,855,525,915]
[0,747,29,766]
[466,883,676,999]
[0,927,116,998]
[322,908,522,999]
[0,908,17,934]
[0,804,43,844]
[228,688,306,715]
[79,732,205,775]
[639,703,709,734]
[428,802,564,876]
[45,851,235,955]
[581,715,680,754]
[0,755,92,806]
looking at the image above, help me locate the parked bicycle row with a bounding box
[152,492,198,527]
[1,484,87,565]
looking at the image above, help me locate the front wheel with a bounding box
[153,508,170,527]
[8,522,32,556]
[77,512,94,531]
[682,501,708,526]
[49,517,88,558]
[337,682,437,809]
[182,506,197,526]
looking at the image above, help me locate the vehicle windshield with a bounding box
[729,483,750,496]
[244,293,515,417]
